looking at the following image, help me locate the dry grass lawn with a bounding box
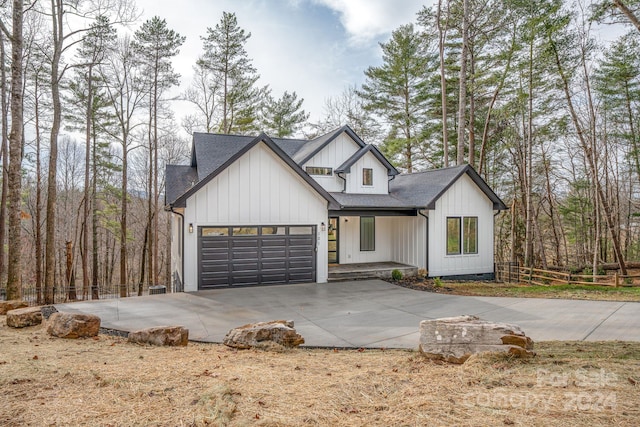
[395,280,640,302]
[1,318,639,426]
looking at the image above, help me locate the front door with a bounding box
[328,217,338,264]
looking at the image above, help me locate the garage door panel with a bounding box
[231,250,259,260]
[290,259,313,269]
[201,240,230,249]
[201,251,229,261]
[231,274,259,285]
[233,239,260,248]
[289,236,314,246]
[261,238,287,247]
[231,262,258,271]
[261,260,286,270]
[262,274,287,283]
[199,225,316,289]
[289,272,314,282]
[200,262,229,273]
[200,274,231,287]
[261,249,286,259]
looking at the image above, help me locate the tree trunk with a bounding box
[613,0,640,32]
[138,221,149,296]
[153,78,159,287]
[65,240,75,299]
[437,0,449,167]
[45,0,64,304]
[34,74,44,304]
[548,32,628,274]
[0,30,9,289]
[541,149,562,266]
[524,36,534,267]
[456,0,468,165]
[120,144,128,297]
[479,24,516,176]
[468,45,475,168]
[6,0,24,301]
[91,123,99,300]
[82,66,92,300]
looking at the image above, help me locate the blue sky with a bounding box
[134,0,430,128]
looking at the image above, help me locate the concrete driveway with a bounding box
[55,279,640,348]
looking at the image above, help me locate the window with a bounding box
[446,216,478,255]
[201,227,229,236]
[446,217,461,255]
[289,226,313,235]
[360,216,375,251]
[463,217,478,254]
[363,168,373,186]
[306,166,332,176]
[232,227,258,236]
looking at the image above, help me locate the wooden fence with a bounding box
[495,263,640,287]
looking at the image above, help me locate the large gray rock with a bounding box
[0,300,28,315]
[128,326,189,346]
[6,306,43,328]
[419,315,534,364]
[223,320,305,349]
[47,312,101,338]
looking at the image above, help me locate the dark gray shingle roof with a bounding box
[390,164,507,210]
[166,129,506,212]
[165,165,198,206]
[169,133,338,209]
[329,192,415,209]
[335,144,399,176]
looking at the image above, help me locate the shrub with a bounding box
[433,277,443,288]
[391,269,403,281]
[417,268,427,278]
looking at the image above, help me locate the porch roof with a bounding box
[329,192,417,209]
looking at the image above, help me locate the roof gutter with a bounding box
[168,205,185,292]
[336,171,347,193]
[418,209,429,273]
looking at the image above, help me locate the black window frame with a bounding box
[360,216,375,251]
[446,217,461,255]
[305,166,333,176]
[446,216,479,255]
[362,168,373,186]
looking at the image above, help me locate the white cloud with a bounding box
[313,0,426,44]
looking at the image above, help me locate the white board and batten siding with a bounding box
[343,151,389,194]
[302,132,360,192]
[336,216,427,267]
[428,173,495,277]
[181,141,329,291]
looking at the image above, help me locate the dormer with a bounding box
[335,145,399,194]
[296,126,399,195]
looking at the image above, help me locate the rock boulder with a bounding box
[47,312,101,338]
[0,300,28,315]
[6,306,43,328]
[419,315,534,364]
[223,320,304,349]
[128,326,189,346]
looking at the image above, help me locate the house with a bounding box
[165,126,507,292]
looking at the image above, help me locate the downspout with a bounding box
[336,171,346,192]
[169,205,185,292]
[418,209,429,273]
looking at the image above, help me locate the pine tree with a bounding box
[358,24,436,172]
[199,11,266,134]
[132,17,185,292]
[261,91,309,137]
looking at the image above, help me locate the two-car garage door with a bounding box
[198,225,316,289]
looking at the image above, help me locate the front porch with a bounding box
[328,262,418,282]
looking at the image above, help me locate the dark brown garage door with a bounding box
[198,225,316,289]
